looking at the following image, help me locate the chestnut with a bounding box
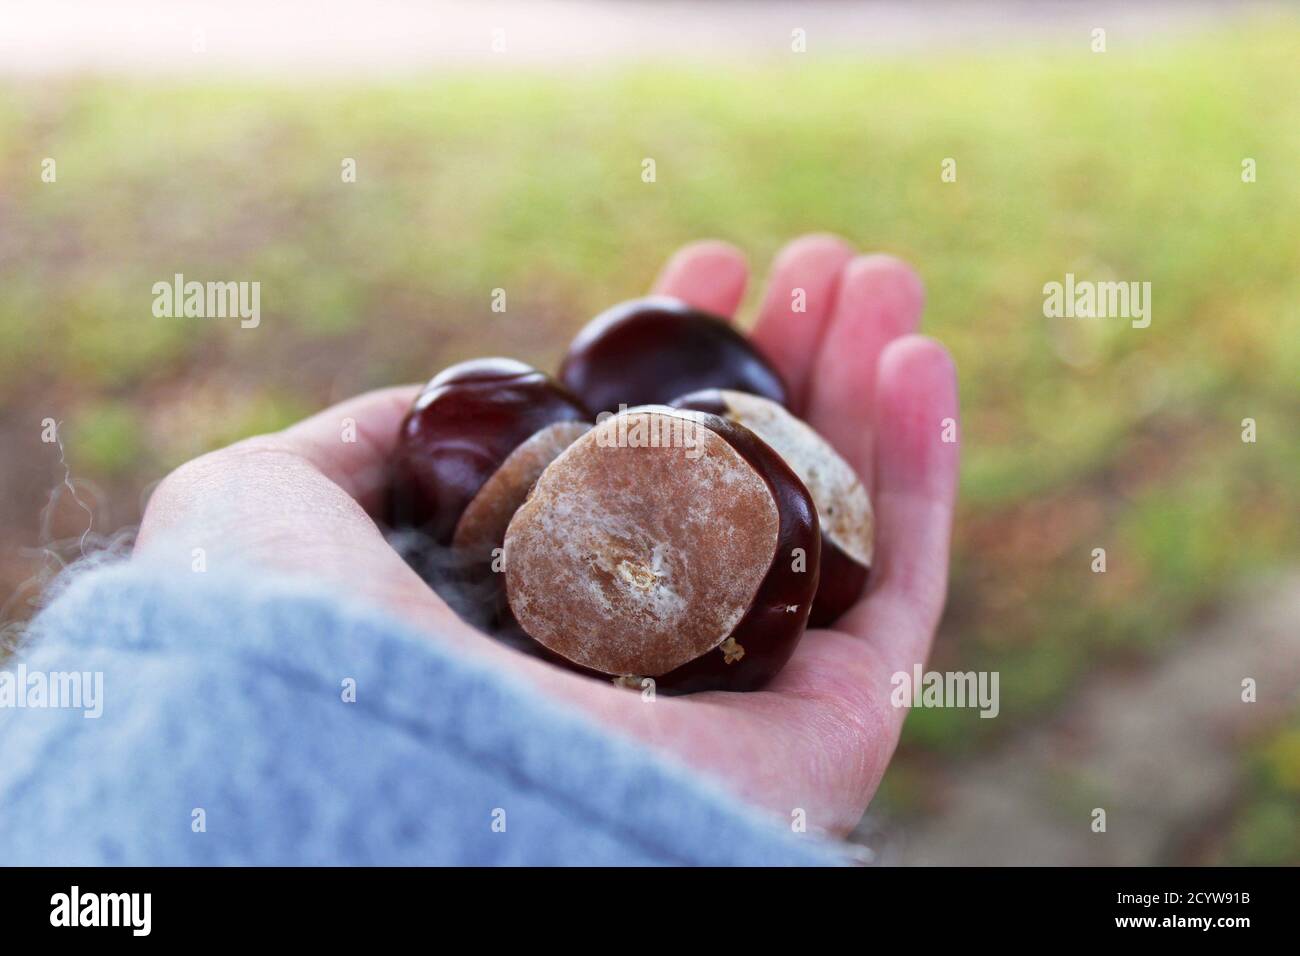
[558,296,789,415]
[391,358,591,612]
[503,406,820,693]
[671,389,873,627]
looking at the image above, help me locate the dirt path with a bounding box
[861,572,1300,865]
[0,1,1281,76]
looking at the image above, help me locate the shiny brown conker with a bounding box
[558,296,789,415]
[503,406,820,693]
[671,389,873,627]
[391,358,591,613]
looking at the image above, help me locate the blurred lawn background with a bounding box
[1,14,1298,862]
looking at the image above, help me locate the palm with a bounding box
[137,236,958,837]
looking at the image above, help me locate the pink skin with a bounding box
[135,235,958,837]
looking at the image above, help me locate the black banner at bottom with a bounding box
[0,866,1284,940]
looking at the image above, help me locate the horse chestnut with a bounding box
[672,389,873,626]
[558,296,789,415]
[503,406,820,693]
[391,358,591,608]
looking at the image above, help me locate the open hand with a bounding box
[135,235,959,836]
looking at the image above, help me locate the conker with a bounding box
[672,389,873,626]
[391,358,591,610]
[558,296,789,415]
[503,406,820,693]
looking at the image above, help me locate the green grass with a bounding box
[1224,715,1300,864]
[2,16,1299,860]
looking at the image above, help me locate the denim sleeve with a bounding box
[0,561,844,866]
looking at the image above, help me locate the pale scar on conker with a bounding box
[504,407,820,693]
[672,389,874,626]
